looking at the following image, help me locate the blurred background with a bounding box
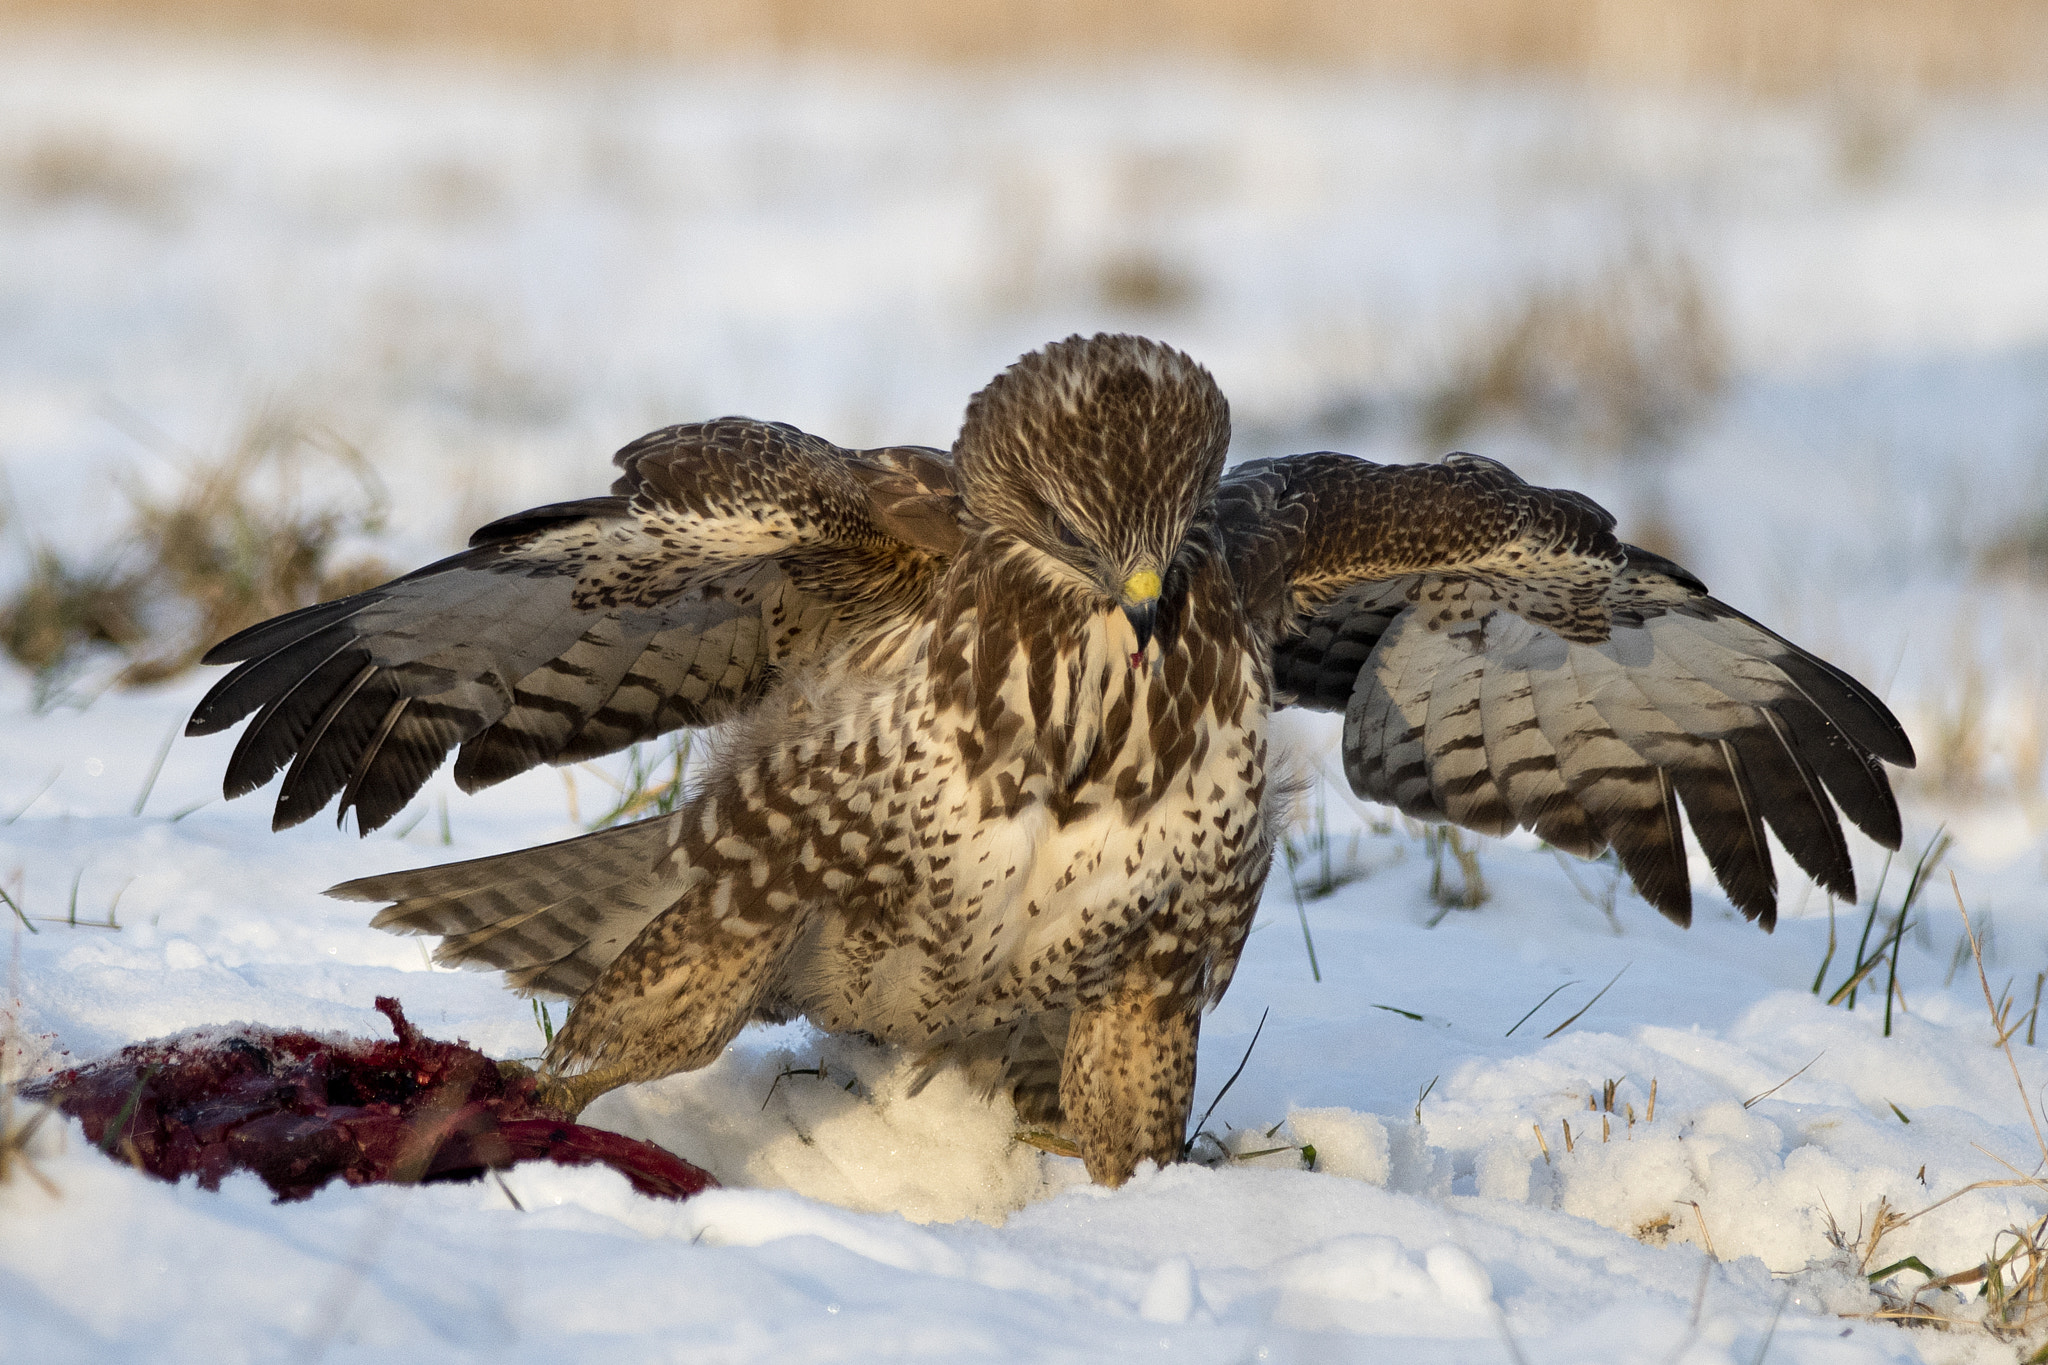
[1,0,2046,845]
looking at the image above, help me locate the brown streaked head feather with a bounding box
[953,334,1229,579]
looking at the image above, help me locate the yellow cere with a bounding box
[1122,569,1162,603]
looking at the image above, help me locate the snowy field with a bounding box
[6,29,2048,1363]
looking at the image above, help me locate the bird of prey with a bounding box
[187,334,1913,1185]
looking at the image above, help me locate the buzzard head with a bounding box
[953,333,1230,656]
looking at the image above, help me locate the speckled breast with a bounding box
[786,552,1275,1042]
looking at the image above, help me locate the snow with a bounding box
[5,29,2048,1363]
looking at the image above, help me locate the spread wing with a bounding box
[187,418,963,833]
[1218,451,1914,929]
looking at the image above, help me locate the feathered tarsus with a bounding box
[190,333,1912,1184]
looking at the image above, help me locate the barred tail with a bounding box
[329,814,693,997]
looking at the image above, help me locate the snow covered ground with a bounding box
[5,29,2048,1363]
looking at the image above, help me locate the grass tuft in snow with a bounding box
[1419,242,1728,464]
[1814,881,2048,1347]
[0,407,391,703]
[0,546,150,705]
[1903,616,2048,812]
[1817,828,1950,1014]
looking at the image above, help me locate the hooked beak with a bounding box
[1120,569,1161,663]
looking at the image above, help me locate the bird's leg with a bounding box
[538,874,815,1116]
[1059,976,1200,1186]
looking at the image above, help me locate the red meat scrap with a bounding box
[24,997,713,1202]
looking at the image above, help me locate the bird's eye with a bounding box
[1054,517,1085,549]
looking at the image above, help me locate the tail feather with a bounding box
[330,815,693,997]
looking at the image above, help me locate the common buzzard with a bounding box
[187,334,1913,1185]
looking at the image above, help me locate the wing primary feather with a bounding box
[202,623,367,748]
[187,417,953,830]
[223,643,370,801]
[1769,648,1915,768]
[1716,737,1778,927]
[345,700,476,833]
[272,662,380,830]
[1611,766,1691,928]
[197,594,377,668]
[337,696,412,826]
[1774,697,1903,850]
[1223,447,1912,939]
[1742,707,1856,902]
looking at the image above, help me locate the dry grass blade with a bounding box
[1742,1051,1824,1109]
[1424,825,1488,915]
[0,1098,58,1196]
[586,735,694,830]
[1825,954,1889,1008]
[1955,874,2048,1163]
[1965,1147,2048,1201]
[1682,1200,1718,1260]
[1506,980,1579,1037]
[130,719,180,817]
[1544,963,1629,1039]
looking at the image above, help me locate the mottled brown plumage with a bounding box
[190,333,1914,1185]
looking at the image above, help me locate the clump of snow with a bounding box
[588,1028,1087,1225]
[1288,1106,1391,1184]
